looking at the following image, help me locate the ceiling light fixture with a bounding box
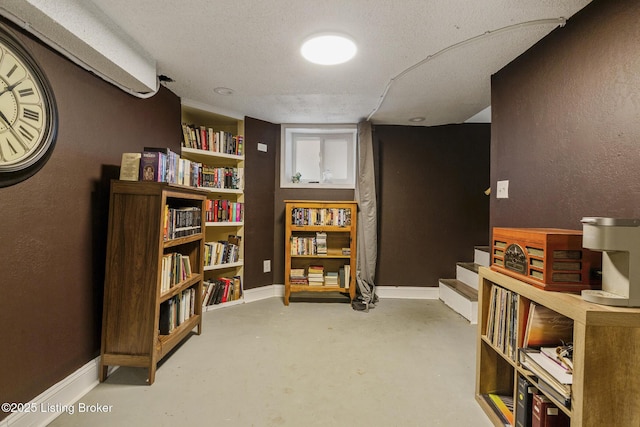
[214,87,234,95]
[409,117,426,123]
[301,34,357,65]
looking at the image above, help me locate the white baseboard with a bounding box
[1,356,109,427]
[242,284,438,301]
[376,286,440,299]
[243,284,284,302]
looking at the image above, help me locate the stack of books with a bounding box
[289,268,308,285]
[324,271,339,287]
[519,347,572,408]
[308,265,324,286]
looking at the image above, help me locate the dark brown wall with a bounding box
[0,20,181,415]
[244,117,278,289]
[376,124,490,286]
[491,0,640,230]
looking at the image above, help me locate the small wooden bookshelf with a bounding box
[284,200,357,305]
[99,181,206,384]
[476,266,640,426]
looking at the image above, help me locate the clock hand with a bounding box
[0,81,20,98]
[0,110,28,151]
[0,109,13,128]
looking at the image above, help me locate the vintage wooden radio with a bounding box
[490,227,601,292]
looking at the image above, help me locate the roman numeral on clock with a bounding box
[6,64,17,79]
[23,108,39,121]
[18,87,34,98]
[6,138,18,154]
[18,125,34,142]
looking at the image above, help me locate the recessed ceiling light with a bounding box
[301,34,357,65]
[409,116,426,122]
[214,87,234,95]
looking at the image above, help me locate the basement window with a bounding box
[281,125,357,189]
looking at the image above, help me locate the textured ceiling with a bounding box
[25,1,596,125]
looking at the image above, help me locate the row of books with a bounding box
[200,165,242,190]
[202,276,242,306]
[290,207,352,227]
[163,206,202,241]
[486,284,519,361]
[482,377,569,427]
[290,232,327,255]
[158,287,196,335]
[160,252,192,293]
[515,375,570,427]
[205,199,244,223]
[181,123,244,156]
[119,148,243,190]
[121,148,200,186]
[204,235,241,267]
[290,264,350,288]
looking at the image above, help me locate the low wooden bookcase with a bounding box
[476,266,640,426]
[100,181,206,384]
[284,200,357,305]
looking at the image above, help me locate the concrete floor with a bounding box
[48,298,493,426]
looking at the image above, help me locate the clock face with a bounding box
[0,24,57,187]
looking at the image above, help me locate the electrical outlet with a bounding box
[496,180,509,199]
[263,259,271,273]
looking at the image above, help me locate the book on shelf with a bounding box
[324,271,339,286]
[119,153,141,181]
[160,253,194,293]
[516,374,538,427]
[202,275,242,306]
[164,206,202,240]
[290,268,306,279]
[540,346,573,373]
[205,199,244,223]
[159,287,196,335]
[181,123,244,156]
[344,264,350,289]
[316,232,327,255]
[204,235,241,266]
[140,151,164,182]
[519,348,572,402]
[480,393,513,427]
[523,302,573,349]
[290,207,352,227]
[486,284,518,360]
[532,393,569,427]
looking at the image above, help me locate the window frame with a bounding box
[280,124,357,189]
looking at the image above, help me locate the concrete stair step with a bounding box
[438,278,478,324]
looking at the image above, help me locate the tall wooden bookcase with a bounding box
[284,200,357,305]
[181,102,245,309]
[100,181,206,384]
[476,266,640,426]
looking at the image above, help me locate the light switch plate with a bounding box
[257,142,267,152]
[496,180,509,199]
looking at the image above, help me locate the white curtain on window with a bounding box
[355,120,377,306]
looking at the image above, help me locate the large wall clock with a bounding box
[0,23,57,188]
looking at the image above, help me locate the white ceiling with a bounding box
[6,0,593,125]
